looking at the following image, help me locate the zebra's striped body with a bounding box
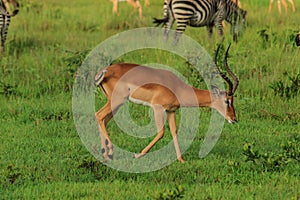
[0,0,19,52]
[154,0,247,42]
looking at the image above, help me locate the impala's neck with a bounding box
[181,88,213,108]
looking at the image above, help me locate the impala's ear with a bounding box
[211,85,221,97]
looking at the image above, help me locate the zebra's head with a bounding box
[232,9,247,41]
[225,1,247,42]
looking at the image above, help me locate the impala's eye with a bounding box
[225,100,230,105]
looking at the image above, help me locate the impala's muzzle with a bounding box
[228,118,237,124]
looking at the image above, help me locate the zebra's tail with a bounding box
[153,17,168,27]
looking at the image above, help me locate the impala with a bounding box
[269,0,296,14]
[95,45,239,163]
[111,0,150,19]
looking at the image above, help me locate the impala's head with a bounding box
[211,44,239,124]
[211,86,237,124]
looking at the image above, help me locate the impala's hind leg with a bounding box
[95,99,124,161]
[96,102,114,161]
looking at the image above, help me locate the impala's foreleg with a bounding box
[135,105,165,158]
[167,112,185,163]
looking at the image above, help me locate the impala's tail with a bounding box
[95,69,107,86]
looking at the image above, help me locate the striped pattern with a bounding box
[154,0,247,42]
[0,0,18,52]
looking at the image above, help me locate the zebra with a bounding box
[0,0,19,53]
[153,0,247,43]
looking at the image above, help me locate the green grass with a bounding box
[1,0,300,199]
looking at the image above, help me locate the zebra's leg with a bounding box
[1,41,4,53]
[174,30,183,45]
[207,25,214,39]
[1,16,10,53]
[173,19,188,44]
[164,14,174,41]
[162,0,173,40]
[0,27,4,52]
[231,22,239,42]
[215,21,225,41]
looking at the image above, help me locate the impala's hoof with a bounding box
[178,157,186,163]
[134,153,145,159]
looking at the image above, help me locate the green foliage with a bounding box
[154,185,185,200]
[62,49,91,91]
[257,28,298,48]
[1,164,22,186]
[270,73,300,99]
[281,136,300,162]
[0,81,18,97]
[243,136,300,172]
[184,61,204,88]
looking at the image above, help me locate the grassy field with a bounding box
[1,0,300,199]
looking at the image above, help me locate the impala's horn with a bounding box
[214,44,233,95]
[224,44,239,95]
